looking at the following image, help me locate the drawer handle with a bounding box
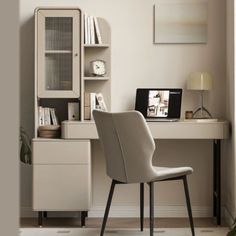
[57,230,71,234]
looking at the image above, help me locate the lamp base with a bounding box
[193,106,212,119]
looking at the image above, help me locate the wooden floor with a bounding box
[21,217,225,228]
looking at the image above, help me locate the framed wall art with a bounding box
[154,1,208,44]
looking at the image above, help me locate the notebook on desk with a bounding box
[135,88,182,122]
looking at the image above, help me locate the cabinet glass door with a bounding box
[37,10,80,98]
[45,17,73,91]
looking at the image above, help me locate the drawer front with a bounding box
[62,122,98,139]
[33,164,91,211]
[33,140,90,164]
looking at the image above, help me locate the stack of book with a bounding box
[84,92,107,120]
[84,13,102,45]
[38,106,58,126]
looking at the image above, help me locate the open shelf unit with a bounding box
[84,44,110,48]
[81,17,111,120]
[84,76,109,81]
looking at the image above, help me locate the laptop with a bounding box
[135,88,182,122]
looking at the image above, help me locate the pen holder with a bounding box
[185,111,193,119]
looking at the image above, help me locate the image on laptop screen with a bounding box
[147,90,170,117]
[135,88,182,120]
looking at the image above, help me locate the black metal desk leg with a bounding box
[43,211,47,218]
[38,211,43,226]
[81,211,87,227]
[213,139,221,225]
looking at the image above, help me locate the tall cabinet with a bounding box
[32,7,111,226]
[36,9,81,98]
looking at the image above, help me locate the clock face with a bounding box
[91,60,106,76]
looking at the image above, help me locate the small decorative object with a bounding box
[185,111,193,119]
[38,125,61,138]
[187,72,213,119]
[90,59,106,76]
[96,93,107,111]
[68,102,79,121]
[154,1,208,44]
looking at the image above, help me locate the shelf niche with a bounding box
[81,17,111,120]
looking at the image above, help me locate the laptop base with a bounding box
[146,118,179,122]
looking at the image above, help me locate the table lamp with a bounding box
[187,72,213,119]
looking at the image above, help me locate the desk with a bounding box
[62,119,230,225]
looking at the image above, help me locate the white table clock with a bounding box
[90,60,106,76]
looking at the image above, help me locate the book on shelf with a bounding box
[94,17,102,44]
[38,106,44,126]
[84,106,91,120]
[50,108,58,125]
[84,12,88,44]
[87,15,91,44]
[84,92,107,120]
[90,16,95,45]
[38,106,59,126]
[44,107,51,125]
[90,92,96,120]
[84,13,91,44]
[84,92,96,120]
[84,14,102,45]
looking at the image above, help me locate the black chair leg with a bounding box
[183,176,195,236]
[81,211,87,227]
[149,182,154,236]
[100,180,116,236]
[140,183,144,231]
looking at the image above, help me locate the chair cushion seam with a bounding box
[111,113,128,183]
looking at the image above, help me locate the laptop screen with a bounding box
[135,88,182,119]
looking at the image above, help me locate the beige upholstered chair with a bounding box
[93,110,195,236]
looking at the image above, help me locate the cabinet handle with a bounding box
[75,53,78,57]
[57,230,71,234]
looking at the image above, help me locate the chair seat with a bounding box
[152,166,193,181]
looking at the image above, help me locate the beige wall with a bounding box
[0,0,19,234]
[224,0,235,223]
[20,0,227,217]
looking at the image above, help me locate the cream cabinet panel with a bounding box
[36,9,81,98]
[32,140,90,164]
[33,164,91,211]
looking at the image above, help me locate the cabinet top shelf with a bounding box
[83,76,109,81]
[45,50,72,54]
[84,44,109,48]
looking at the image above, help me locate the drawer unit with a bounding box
[33,165,91,210]
[32,139,91,211]
[32,139,90,164]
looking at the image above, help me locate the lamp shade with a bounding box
[187,72,213,91]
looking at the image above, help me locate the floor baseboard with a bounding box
[21,205,218,218]
[224,207,234,227]
[19,227,229,236]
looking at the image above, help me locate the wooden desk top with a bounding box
[61,120,230,140]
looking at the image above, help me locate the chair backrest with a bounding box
[93,110,157,183]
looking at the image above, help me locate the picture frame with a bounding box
[154,0,208,44]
